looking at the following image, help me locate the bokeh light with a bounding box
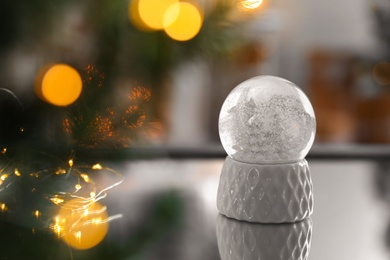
[163,2,203,41]
[373,62,390,86]
[54,198,108,250]
[128,0,153,31]
[36,64,82,107]
[138,0,179,30]
[241,0,263,9]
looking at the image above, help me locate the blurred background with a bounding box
[2,0,390,150]
[2,0,390,259]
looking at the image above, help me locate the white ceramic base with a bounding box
[217,157,313,223]
[216,214,313,260]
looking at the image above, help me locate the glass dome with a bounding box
[218,76,316,164]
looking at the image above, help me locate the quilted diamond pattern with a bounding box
[216,214,313,260]
[217,157,313,223]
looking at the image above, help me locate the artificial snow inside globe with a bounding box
[219,75,316,164]
[217,76,316,223]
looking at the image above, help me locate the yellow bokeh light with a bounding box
[55,198,108,250]
[37,64,82,107]
[129,0,154,31]
[373,62,390,86]
[138,0,178,30]
[241,0,263,9]
[163,2,203,41]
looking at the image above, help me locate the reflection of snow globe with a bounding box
[216,214,313,260]
[217,76,316,223]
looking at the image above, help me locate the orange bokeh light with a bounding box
[36,64,82,106]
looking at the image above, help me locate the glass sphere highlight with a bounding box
[218,76,316,163]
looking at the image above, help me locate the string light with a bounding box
[50,197,65,205]
[14,168,21,177]
[34,210,41,219]
[0,149,123,250]
[92,164,103,170]
[80,174,90,183]
[1,148,6,155]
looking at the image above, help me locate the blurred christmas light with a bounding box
[84,65,105,88]
[1,148,6,155]
[373,62,390,86]
[92,164,103,170]
[34,210,41,219]
[163,2,203,41]
[55,168,67,175]
[241,0,263,9]
[0,148,123,251]
[62,80,160,147]
[92,115,115,140]
[138,0,179,30]
[14,168,21,177]
[63,118,73,135]
[1,174,8,181]
[50,197,65,205]
[128,86,151,103]
[36,64,83,106]
[129,0,154,31]
[54,198,108,250]
[80,174,90,183]
[123,105,146,129]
